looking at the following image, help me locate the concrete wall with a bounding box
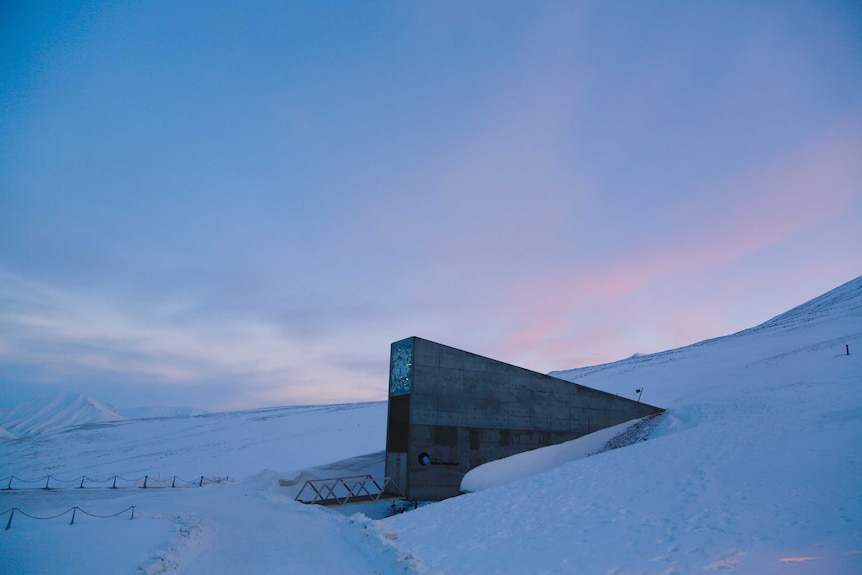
[385,337,664,501]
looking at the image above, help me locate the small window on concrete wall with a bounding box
[433,425,459,448]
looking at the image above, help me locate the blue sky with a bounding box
[1,1,860,410]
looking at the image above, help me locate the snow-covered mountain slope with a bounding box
[758,274,862,331]
[1,277,860,575]
[0,425,15,441]
[0,392,124,437]
[549,275,861,406]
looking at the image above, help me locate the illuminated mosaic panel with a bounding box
[389,338,413,396]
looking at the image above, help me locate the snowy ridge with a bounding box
[550,275,861,386]
[0,392,124,437]
[117,405,208,420]
[757,275,862,330]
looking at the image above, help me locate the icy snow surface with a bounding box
[1,276,861,574]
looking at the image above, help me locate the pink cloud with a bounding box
[497,115,862,366]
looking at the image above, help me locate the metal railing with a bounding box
[2,474,227,490]
[294,475,403,506]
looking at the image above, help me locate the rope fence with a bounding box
[1,505,135,530]
[1,474,228,490]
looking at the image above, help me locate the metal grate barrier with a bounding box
[293,475,404,506]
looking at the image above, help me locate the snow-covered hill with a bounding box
[0,392,124,437]
[1,276,860,574]
[549,275,861,393]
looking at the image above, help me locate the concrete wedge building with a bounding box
[384,337,664,501]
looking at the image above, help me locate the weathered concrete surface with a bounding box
[385,337,664,501]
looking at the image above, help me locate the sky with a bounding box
[1,0,860,411]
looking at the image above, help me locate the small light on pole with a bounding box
[635,388,643,402]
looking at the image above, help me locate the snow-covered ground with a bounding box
[1,277,860,574]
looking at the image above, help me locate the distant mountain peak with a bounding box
[0,391,124,437]
[0,425,16,441]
